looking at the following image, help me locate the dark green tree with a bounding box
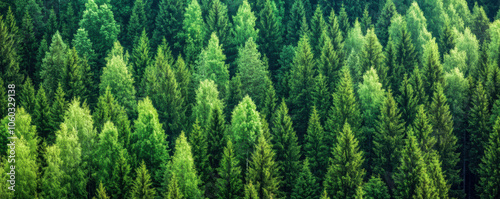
[109,149,132,199]
[207,0,231,52]
[49,84,67,137]
[422,39,445,100]
[310,5,327,56]
[286,0,306,45]
[324,122,365,199]
[470,3,490,44]
[40,31,67,98]
[217,140,243,199]
[189,120,210,186]
[304,107,328,182]
[153,0,189,52]
[312,74,330,122]
[33,86,52,140]
[410,66,427,105]
[63,48,87,101]
[360,5,372,35]
[396,25,417,78]
[398,74,418,127]
[376,0,397,46]
[165,174,184,199]
[318,32,341,94]
[207,104,226,172]
[130,161,156,199]
[363,175,390,199]
[291,159,320,199]
[19,10,37,79]
[247,135,281,199]
[132,29,151,95]
[468,81,491,175]
[178,0,206,65]
[257,0,282,73]
[477,116,500,199]
[127,0,147,47]
[360,28,386,86]
[18,77,35,114]
[338,4,350,39]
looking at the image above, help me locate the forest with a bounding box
[0,0,500,198]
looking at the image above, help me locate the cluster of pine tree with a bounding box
[0,0,500,198]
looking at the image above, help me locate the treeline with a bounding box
[0,0,500,198]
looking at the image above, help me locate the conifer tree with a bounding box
[229,0,259,68]
[173,55,192,113]
[258,0,282,72]
[360,29,386,84]
[385,36,401,91]
[153,0,189,52]
[373,89,405,178]
[324,122,365,198]
[165,174,184,199]
[476,42,490,84]
[34,86,52,141]
[310,5,327,56]
[72,28,97,67]
[318,32,341,94]
[40,31,67,98]
[428,83,461,196]
[327,9,344,53]
[304,107,328,182]
[271,99,300,197]
[412,105,436,155]
[470,3,490,44]
[244,181,259,199]
[131,97,170,184]
[143,44,185,138]
[131,161,156,199]
[398,74,418,127]
[477,116,500,198]
[195,33,230,99]
[217,140,243,199]
[376,0,397,47]
[49,84,67,135]
[192,79,224,130]
[439,22,456,57]
[326,68,361,150]
[247,135,281,199]
[469,81,491,175]
[311,74,330,122]
[179,0,206,65]
[207,0,230,51]
[291,159,320,199]
[45,9,58,42]
[109,149,132,199]
[396,25,417,77]
[19,10,37,79]
[18,77,35,114]
[132,29,151,94]
[363,175,390,199]
[127,0,147,47]
[99,42,137,119]
[40,144,65,198]
[339,4,350,39]
[237,38,270,107]
[393,130,437,199]
[207,103,226,171]
[405,2,432,56]
[189,120,209,185]
[227,74,243,117]
[410,66,427,105]
[167,132,204,198]
[422,38,445,99]
[289,35,316,136]
[286,0,306,45]
[94,182,110,199]
[260,78,278,122]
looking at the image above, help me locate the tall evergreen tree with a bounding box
[271,100,301,197]
[217,140,243,199]
[398,74,418,127]
[326,68,361,150]
[191,79,224,130]
[428,83,461,197]
[63,48,87,101]
[376,0,397,47]
[289,35,316,137]
[49,84,67,137]
[304,107,328,182]
[310,5,327,56]
[324,122,365,199]
[318,31,341,94]
[207,0,231,52]
[468,81,491,175]
[422,38,445,100]
[286,0,306,45]
[410,66,427,105]
[229,0,259,70]
[189,120,210,186]
[360,28,386,85]
[153,0,189,52]
[40,31,67,98]
[19,10,37,79]
[477,116,500,198]
[179,0,206,65]
[291,159,320,199]
[109,149,132,199]
[18,77,35,114]
[363,175,390,199]
[311,73,330,122]
[0,12,22,86]
[207,103,226,171]
[338,4,350,39]
[257,0,282,73]
[373,89,405,180]
[396,25,417,78]
[94,182,110,199]
[470,3,490,44]
[360,5,372,35]
[127,0,147,47]
[132,29,151,95]
[33,86,52,141]
[130,161,156,199]
[247,135,281,199]
[385,36,401,91]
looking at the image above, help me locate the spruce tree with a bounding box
[192,79,224,131]
[217,140,243,199]
[94,182,110,199]
[207,104,226,171]
[326,68,361,150]
[376,0,397,47]
[318,31,341,94]
[470,3,490,44]
[312,74,330,123]
[360,6,372,35]
[398,74,418,127]
[428,83,461,197]
[373,89,405,178]
[439,22,456,57]
[229,0,259,69]
[469,81,491,175]
[33,86,52,141]
[207,0,230,52]
[49,84,67,137]
[422,38,445,100]
[19,10,37,79]
[132,29,151,95]
[324,122,365,199]
[393,130,437,199]
[271,100,301,197]
[410,66,427,105]
[179,0,206,65]
[109,150,132,199]
[396,25,417,78]
[165,174,184,199]
[385,36,402,91]
[189,120,209,186]
[173,55,192,115]
[339,4,350,39]
[310,5,327,56]
[167,132,204,198]
[258,0,282,72]
[153,0,189,52]
[304,107,328,182]
[244,181,259,199]
[286,0,306,45]
[477,116,500,198]
[18,77,35,114]
[360,28,386,85]
[127,0,147,47]
[363,175,390,199]
[64,47,87,101]
[291,159,320,199]
[131,161,156,199]
[40,31,67,98]
[247,135,281,199]
[412,105,436,155]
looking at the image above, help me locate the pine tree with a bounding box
[247,135,281,199]
[207,0,230,52]
[363,175,390,199]
[49,84,67,137]
[470,3,490,44]
[207,103,226,172]
[360,28,386,85]
[310,5,327,56]
[396,25,417,77]
[393,130,437,199]
[373,89,405,178]
[132,29,151,95]
[192,79,224,130]
[167,132,204,198]
[40,31,67,98]
[271,100,301,197]
[173,55,192,115]
[179,0,206,65]
[428,83,461,197]
[131,161,156,199]
[327,9,344,53]
[469,81,491,175]
[386,36,401,91]
[286,0,306,45]
[304,107,328,182]
[19,10,37,80]
[477,116,500,198]
[229,0,259,69]
[45,9,58,42]
[72,28,97,70]
[260,78,277,122]
[376,0,397,47]
[165,174,184,199]
[476,42,490,84]
[312,74,330,122]
[217,140,243,199]
[339,4,350,39]
[412,105,436,155]
[109,149,132,199]
[127,0,147,47]
[64,48,87,101]
[18,77,35,114]
[291,159,320,199]
[94,182,110,199]
[318,32,341,94]
[289,35,316,136]
[410,66,427,105]
[195,33,230,99]
[33,86,52,141]
[143,44,185,138]
[360,5,372,35]
[422,38,445,100]
[326,68,361,150]
[227,74,243,117]
[397,75,416,122]
[258,0,282,73]
[324,122,365,198]
[99,42,137,119]
[189,120,209,185]
[237,38,270,108]
[130,97,170,185]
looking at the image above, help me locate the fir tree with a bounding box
[289,35,316,136]
[327,9,344,53]
[94,182,110,199]
[360,28,386,85]
[258,0,282,72]
[469,81,491,175]
[318,31,341,94]
[291,159,320,199]
[244,181,259,199]
[439,22,456,57]
[165,174,184,199]
[192,79,224,131]
[207,104,226,172]
[385,36,401,91]
[40,31,67,98]
[470,3,490,44]
[131,161,156,199]
[398,74,418,127]
[376,0,397,46]
[132,29,151,95]
[338,4,350,39]
[360,5,372,35]
[64,48,87,101]
[217,140,243,199]
[18,77,35,114]
[324,122,365,199]
[422,38,445,100]
[363,175,390,199]
[189,120,209,186]
[477,116,500,198]
[49,84,67,137]
[271,99,301,197]
[33,86,52,141]
[207,0,231,51]
[310,5,327,56]
[247,135,281,199]
[304,107,328,182]
[396,25,417,78]
[19,10,37,79]
[179,0,206,65]
[109,149,132,199]
[286,0,306,45]
[312,74,331,123]
[127,0,147,47]
[227,74,244,116]
[410,66,427,105]
[229,0,259,70]
[153,0,189,52]
[373,89,405,178]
